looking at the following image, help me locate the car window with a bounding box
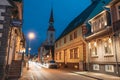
[49,60,55,63]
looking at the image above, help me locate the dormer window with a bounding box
[90,11,108,33]
[116,3,120,20]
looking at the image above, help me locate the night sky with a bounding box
[23,0,91,54]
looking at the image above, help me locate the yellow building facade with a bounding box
[55,26,86,70]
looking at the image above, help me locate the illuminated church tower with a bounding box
[47,8,55,45]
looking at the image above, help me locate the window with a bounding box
[70,49,73,59]
[101,17,104,28]
[74,31,77,39]
[0,33,2,37]
[0,9,5,20]
[70,34,73,41]
[118,6,120,19]
[105,65,114,72]
[0,24,3,29]
[74,48,78,59]
[104,38,112,55]
[59,40,61,46]
[59,52,61,60]
[64,37,66,43]
[116,3,120,20]
[93,64,99,70]
[70,48,78,59]
[91,13,107,33]
[91,42,97,56]
[56,53,57,60]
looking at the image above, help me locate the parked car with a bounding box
[46,60,57,69]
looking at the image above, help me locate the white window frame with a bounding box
[105,65,114,72]
[93,64,99,70]
[0,9,5,20]
[116,2,120,20]
[0,24,3,29]
[90,12,107,33]
[91,41,98,57]
[103,38,113,56]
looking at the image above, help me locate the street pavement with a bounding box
[19,62,120,80]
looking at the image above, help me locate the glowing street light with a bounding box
[28,32,35,54]
[28,32,35,40]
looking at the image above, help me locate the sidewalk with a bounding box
[59,68,120,80]
[19,67,34,80]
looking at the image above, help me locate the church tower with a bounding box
[47,8,55,45]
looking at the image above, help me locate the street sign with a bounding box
[11,19,22,27]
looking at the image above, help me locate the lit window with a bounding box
[56,53,57,60]
[74,48,78,59]
[116,3,120,20]
[0,24,3,29]
[91,41,97,56]
[59,52,61,60]
[104,38,112,55]
[70,49,74,59]
[88,43,91,49]
[93,64,99,70]
[105,65,114,72]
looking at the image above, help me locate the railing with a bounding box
[113,20,120,32]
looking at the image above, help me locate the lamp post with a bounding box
[27,32,35,70]
[28,32,35,56]
[21,48,25,61]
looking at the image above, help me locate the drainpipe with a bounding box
[113,34,120,76]
[6,27,12,68]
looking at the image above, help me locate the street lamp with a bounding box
[27,32,35,70]
[21,48,26,61]
[28,32,35,55]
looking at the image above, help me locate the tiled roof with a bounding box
[56,0,100,42]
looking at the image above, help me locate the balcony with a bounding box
[113,20,120,32]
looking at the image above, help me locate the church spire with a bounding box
[49,8,54,23]
[47,8,55,45]
[48,8,55,31]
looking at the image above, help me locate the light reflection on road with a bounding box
[20,61,96,80]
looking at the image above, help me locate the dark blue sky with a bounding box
[23,0,91,54]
